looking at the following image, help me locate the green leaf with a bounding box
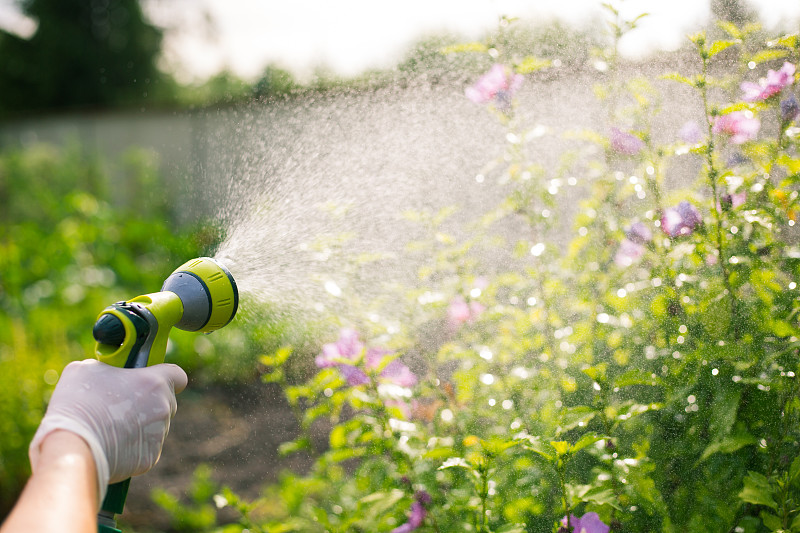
[330,424,347,448]
[709,39,740,56]
[750,49,790,64]
[516,55,551,74]
[578,486,623,511]
[662,72,695,86]
[778,154,800,174]
[582,363,607,383]
[571,433,604,454]
[614,368,661,387]
[358,489,405,518]
[700,431,756,461]
[789,455,800,488]
[791,512,800,531]
[719,102,755,115]
[278,437,311,456]
[522,436,554,461]
[496,524,527,533]
[481,437,520,457]
[709,389,742,443]
[769,33,798,49]
[768,320,797,337]
[570,484,622,510]
[423,447,456,460]
[760,511,783,531]
[739,471,778,510]
[717,21,743,39]
[559,405,596,432]
[440,42,488,54]
[326,447,366,463]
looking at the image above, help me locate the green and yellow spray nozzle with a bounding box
[92,257,238,533]
[93,256,238,369]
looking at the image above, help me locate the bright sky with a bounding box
[1,0,799,82]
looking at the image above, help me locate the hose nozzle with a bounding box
[93,257,239,368]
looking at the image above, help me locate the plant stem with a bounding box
[557,461,573,533]
[698,43,740,338]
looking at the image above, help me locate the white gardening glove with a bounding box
[28,359,188,506]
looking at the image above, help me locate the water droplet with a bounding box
[324,280,342,296]
[530,243,545,257]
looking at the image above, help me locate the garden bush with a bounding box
[164,8,800,533]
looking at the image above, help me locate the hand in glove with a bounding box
[29,359,188,505]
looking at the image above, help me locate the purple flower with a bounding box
[466,64,523,106]
[781,94,800,122]
[661,201,702,238]
[741,62,795,102]
[317,329,417,387]
[338,364,370,386]
[713,112,760,144]
[390,492,431,533]
[626,221,652,245]
[679,120,703,144]
[561,512,610,533]
[610,127,645,155]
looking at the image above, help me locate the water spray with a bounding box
[91,257,239,533]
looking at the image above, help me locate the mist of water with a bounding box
[192,71,697,328]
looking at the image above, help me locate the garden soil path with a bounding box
[121,381,318,531]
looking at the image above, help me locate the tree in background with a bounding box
[0,0,167,115]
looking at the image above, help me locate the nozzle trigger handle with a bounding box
[93,304,153,532]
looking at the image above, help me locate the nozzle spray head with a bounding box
[161,257,239,333]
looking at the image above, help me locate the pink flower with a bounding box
[679,120,703,144]
[561,512,610,533]
[377,358,418,388]
[315,328,363,367]
[447,296,485,327]
[713,112,760,144]
[390,492,430,533]
[317,329,417,387]
[614,221,652,266]
[717,191,747,212]
[610,127,645,155]
[661,201,702,238]
[465,64,523,107]
[741,62,795,102]
[615,239,645,267]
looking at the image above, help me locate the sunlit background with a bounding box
[1,0,799,82]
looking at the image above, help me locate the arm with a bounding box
[1,431,97,533]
